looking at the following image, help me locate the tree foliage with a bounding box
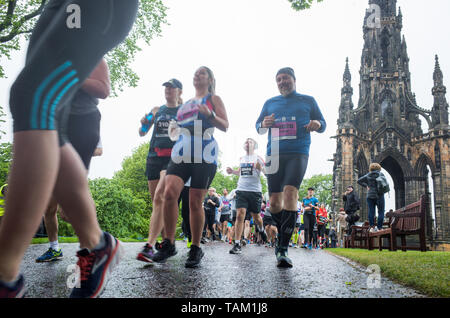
[57,142,152,238]
[57,177,151,238]
[288,0,324,11]
[298,174,333,209]
[89,178,149,238]
[210,168,238,195]
[0,0,168,96]
[0,141,12,185]
[0,105,6,138]
[113,142,150,205]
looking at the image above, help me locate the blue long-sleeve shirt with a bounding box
[255,91,326,156]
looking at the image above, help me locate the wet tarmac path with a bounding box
[20,241,423,298]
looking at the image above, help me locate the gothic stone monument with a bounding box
[332,0,449,245]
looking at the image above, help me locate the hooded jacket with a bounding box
[357,170,384,200]
[342,190,360,213]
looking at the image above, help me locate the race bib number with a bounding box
[272,116,297,140]
[155,118,170,138]
[240,163,254,176]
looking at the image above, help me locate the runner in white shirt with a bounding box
[226,138,267,254]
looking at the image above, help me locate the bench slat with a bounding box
[365,194,428,252]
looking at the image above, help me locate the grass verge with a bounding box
[328,248,450,298]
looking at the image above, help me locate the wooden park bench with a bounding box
[343,222,370,248]
[344,220,390,249]
[344,213,399,249]
[368,194,428,252]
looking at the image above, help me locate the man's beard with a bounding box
[279,86,294,96]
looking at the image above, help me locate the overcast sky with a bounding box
[1,0,449,210]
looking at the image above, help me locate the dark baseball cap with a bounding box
[308,187,315,191]
[162,78,182,89]
[276,67,296,80]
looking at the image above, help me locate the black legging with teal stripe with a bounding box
[10,0,138,144]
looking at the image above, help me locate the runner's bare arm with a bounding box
[198,95,229,132]
[81,58,110,99]
[139,106,159,136]
[226,167,240,176]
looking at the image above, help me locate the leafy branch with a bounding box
[288,0,324,11]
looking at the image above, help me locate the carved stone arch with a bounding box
[375,147,413,178]
[434,141,442,171]
[381,27,391,70]
[413,152,436,241]
[376,150,408,209]
[380,88,397,103]
[414,153,435,178]
[356,150,369,177]
[380,89,396,119]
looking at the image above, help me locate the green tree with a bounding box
[0,142,12,185]
[59,142,153,238]
[90,178,149,238]
[210,168,238,195]
[113,141,151,209]
[0,0,168,96]
[58,177,150,238]
[298,174,332,209]
[0,105,6,138]
[288,0,324,11]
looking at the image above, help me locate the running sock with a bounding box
[49,240,60,251]
[271,211,282,230]
[280,210,297,248]
[93,233,106,251]
[0,276,20,288]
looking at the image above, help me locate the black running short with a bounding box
[220,213,231,223]
[166,159,217,190]
[67,109,100,170]
[10,0,138,146]
[235,190,262,214]
[263,215,277,228]
[145,156,171,181]
[266,153,309,193]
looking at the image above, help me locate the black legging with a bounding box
[303,213,316,245]
[179,186,190,241]
[203,209,216,238]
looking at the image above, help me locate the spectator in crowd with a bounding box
[357,163,387,233]
[336,208,347,247]
[342,185,360,235]
[329,227,338,248]
[219,189,232,242]
[203,188,220,241]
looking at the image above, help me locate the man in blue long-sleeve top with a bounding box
[255,67,326,268]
